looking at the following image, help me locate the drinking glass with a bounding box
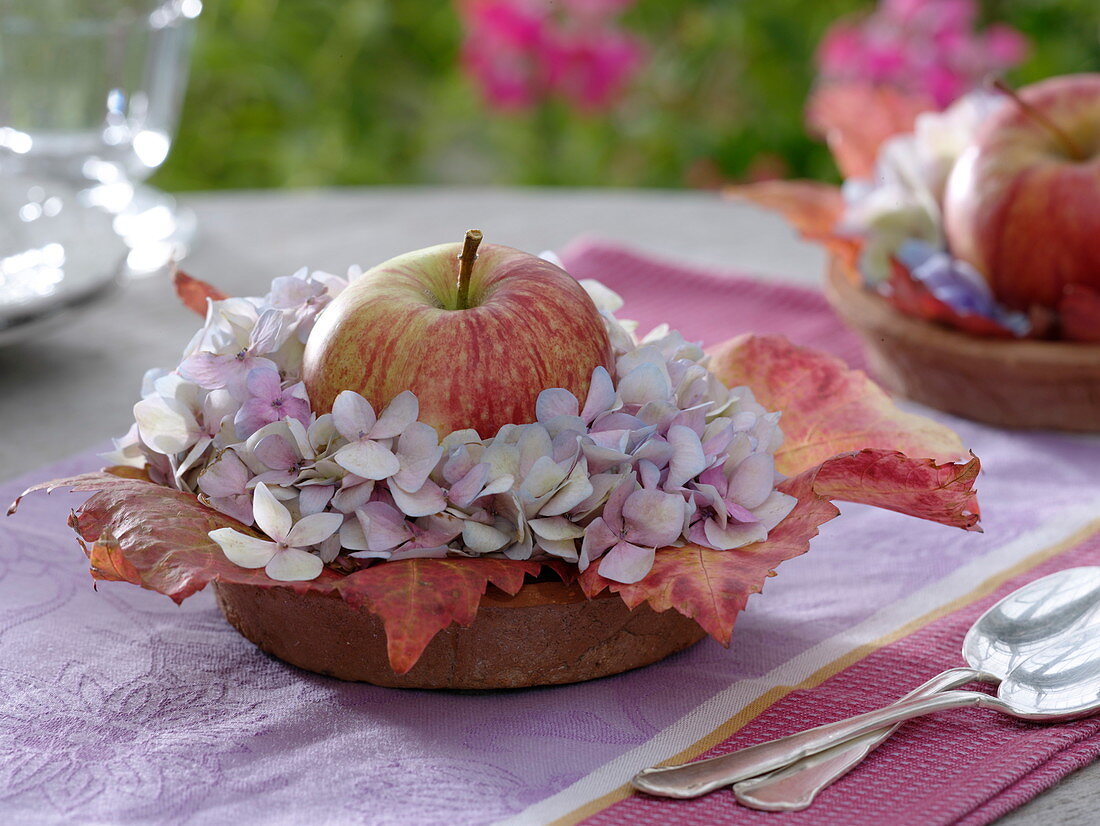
[0,0,201,295]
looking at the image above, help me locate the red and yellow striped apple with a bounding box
[302,231,613,438]
[944,74,1100,312]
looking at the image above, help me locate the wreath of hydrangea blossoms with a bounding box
[106,261,796,586]
[838,90,1030,335]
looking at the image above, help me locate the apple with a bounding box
[302,231,614,438]
[943,74,1100,312]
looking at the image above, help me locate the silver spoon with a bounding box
[732,566,1100,811]
[633,566,1100,802]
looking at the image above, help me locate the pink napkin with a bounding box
[559,237,866,367]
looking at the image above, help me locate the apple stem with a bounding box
[457,229,483,310]
[990,78,1086,161]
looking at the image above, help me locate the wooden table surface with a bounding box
[0,187,1092,825]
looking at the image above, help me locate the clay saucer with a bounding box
[825,258,1100,431]
[215,578,707,690]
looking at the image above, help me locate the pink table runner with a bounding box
[4,239,1100,825]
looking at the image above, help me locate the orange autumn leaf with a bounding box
[85,533,143,585]
[579,471,840,643]
[806,82,934,179]
[173,269,228,316]
[709,334,970,477]
[726,180,860,269]
[336,558,541,673]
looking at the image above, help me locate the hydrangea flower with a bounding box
[119,264,794,585]
[579,468,687,583]
[234,368,311,439]
[179,308,285,397]
[209,483,342,581]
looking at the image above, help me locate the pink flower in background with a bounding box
[458,0,643,112]
[816,0,1027,108]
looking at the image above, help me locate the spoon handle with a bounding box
[631,689,992,799]
[732,667,987,812]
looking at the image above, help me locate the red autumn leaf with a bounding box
[883,259,1016,339]
[726,180,860,269]
[1060,284,1100,343]
[578,471,840,643]
[173,269,228,316]
[709,333,970,477]
[806,82,934,179]
[336,557,541,674]
[12,471,342,602]
[810,449,980,531]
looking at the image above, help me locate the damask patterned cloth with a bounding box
[4,240,1100,826]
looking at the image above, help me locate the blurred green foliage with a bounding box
[154,0,1099,191]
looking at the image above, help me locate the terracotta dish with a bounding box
[215,579,708,690]
[825,258,1100,431]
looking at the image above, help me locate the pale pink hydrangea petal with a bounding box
[622,489,683,549]
[331,476,375,513]
[339,517,371,552]
[371,390,419,439]
[335,439,400,480]
[579,279,624,313]
[580,366,616,423]
[597,540,654,584]
[267,270,324,309]
[579,515,618,570]
[234,369,311,438]
[528,516,585,541]
[317,533,343,563]
[520,455,567,500]
[541,462,594,516]
[752,490,798,531]
[133,395,200,455]
[265,547,323,582]
[666,424,707,488]
[702,518,768,551]
[390,479,447,518]
[252,483,292,542]
[415,514,463,546]
[284,511,343,547]
[442,447,480,486]
[358,501,414,552]
[632,435,674,468]
[463,521,512,554]
[209,527,277,568]
[535,536,580,561]
[176,435,214,479]
[249,308,286,353]
[448,463,490,508]
[298,484,335,516]
[331,390,378,441]
[617,363,671,406]
[392,423,444,492]
[253,434,299,471]
[727,452,776,510]
[536,388,580,422]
